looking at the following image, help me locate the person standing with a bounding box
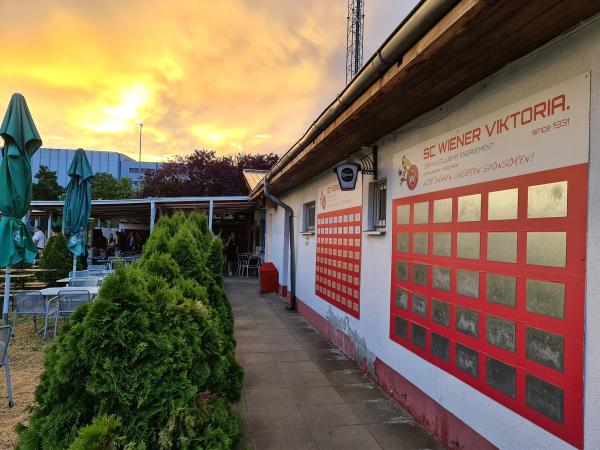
[32,226,46,259]
[224,232,238,276]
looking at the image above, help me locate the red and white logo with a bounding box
[399,156,418,190]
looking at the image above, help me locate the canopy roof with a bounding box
[29,196,254,225]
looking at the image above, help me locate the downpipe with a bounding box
[263,175,296,310]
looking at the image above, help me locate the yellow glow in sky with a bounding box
[0,0,417,162]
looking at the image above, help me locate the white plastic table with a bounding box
[39,286,100,298]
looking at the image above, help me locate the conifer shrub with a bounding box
[141,213,241,401]
[19,212,243,448]
[17,265,240,449]
[39,233,71,282]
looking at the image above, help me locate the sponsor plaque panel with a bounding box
[315,178,363,319]
[389,74,589,447]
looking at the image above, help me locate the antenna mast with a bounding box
[346,0,365,85]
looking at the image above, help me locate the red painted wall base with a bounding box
[274,286,495,450]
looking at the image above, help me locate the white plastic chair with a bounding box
[12,291,57,339]
[242,256,261,277]
[53,290,92,337]
[68,277,100,287]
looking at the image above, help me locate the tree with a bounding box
[92,172,135,200]
[32,165,64,200]
[140,149,278,197]
[39,233,71,282]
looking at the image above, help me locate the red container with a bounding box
[259,262,279,293]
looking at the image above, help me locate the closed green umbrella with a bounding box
[63,149,94,273]
[0,94,42,325]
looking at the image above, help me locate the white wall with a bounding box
[265,17,600,449]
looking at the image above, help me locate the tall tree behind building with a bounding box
[32,165,64,200]
[92,172,135,199]
[140,150,278,197]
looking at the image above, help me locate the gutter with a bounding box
[257,0,457,310]
[253,0,457,197]
[263,173,296,310]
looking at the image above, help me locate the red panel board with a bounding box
[389,164,586,447]
[316,206,362,319]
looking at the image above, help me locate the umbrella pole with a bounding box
[2,266,11,326]
[73,255,77,274]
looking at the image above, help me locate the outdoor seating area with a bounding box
[237,252,262,277]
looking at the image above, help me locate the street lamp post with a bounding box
[136,120,143,190]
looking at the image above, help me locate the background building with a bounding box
[31,148,161,188]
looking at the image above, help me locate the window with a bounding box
[369,178,387,229]
[303,201,316,232]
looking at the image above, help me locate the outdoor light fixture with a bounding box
[333,161,361,191]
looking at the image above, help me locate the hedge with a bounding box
[17,213,243,449]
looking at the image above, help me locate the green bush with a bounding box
[17,212,243,449]
[17,266,240,449]
[39,233,71,282]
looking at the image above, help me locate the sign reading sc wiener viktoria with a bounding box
[315,176,363,319]
[390,73,590,448]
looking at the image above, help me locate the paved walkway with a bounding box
[227,278,443,450]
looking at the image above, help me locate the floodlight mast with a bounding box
[346,0,365,85]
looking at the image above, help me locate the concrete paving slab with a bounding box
[227,278,441,450]
[282,372,332,388]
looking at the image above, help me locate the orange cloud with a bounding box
[0,0,417,162]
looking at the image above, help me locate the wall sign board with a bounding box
[389,74,589,447]
[316,176,363,319]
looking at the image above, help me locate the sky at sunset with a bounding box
[0,1,418,162]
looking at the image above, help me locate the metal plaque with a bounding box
[412,293,428,317]
[456,344,479,378]
[486,315,516,352]
[487,232,517,263]
[458,194,481,222]
[526,327,564,371]
[397,204,410,225]
[432,266,451,291]
[433,232,451,257]
[413,263,429,286]
[431,333,449,361]
[396,232,410,253]
[457,232,480,259]
[434,198,453,223]
[486,274,516,308]
[395,287,408,310]
[456,307,479,337]
[431,299,450,327]
[526,232,566,267]
[526,279,565,319]
[412,323,426,349]
[394,316,408,339]
[488,188,518,220]
[414,202,429,224]
[396,261,409,281]
[527,181,568,218]
[413,232,429,254]
[526,375,564,424]
[456,270,480,299]
[486,357,516,398]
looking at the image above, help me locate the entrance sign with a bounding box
[316,176,363,318]
[389,74,589,448]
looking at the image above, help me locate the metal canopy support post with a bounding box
[2,267,10,325]
[47,211,53,238]
[208,199,214,233]
[150,201,156,232]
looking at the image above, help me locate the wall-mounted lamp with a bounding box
[332,145,378,191]
[333,161,361,191]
